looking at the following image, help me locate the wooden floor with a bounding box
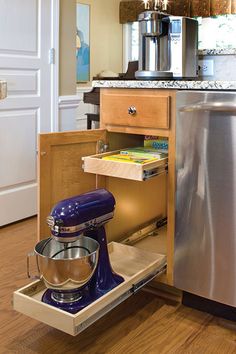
[1,218,236,354]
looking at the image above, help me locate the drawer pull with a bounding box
[128,106,137,116]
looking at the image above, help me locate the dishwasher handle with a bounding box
[179,102,236,113]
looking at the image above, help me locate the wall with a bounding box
[59,0,123,95]
[199,54,236,80]
[60,0,76,96]
[77,0,123,82]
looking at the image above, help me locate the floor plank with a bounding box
[1,217,236,354]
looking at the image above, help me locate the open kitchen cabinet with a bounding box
[14,89,178,336]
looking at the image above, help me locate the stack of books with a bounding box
[102,147,168,164]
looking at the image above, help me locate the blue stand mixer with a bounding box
[34,189,124,314]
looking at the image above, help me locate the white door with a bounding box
[0,0,53,226]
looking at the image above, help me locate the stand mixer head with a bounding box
[34,189,124,313]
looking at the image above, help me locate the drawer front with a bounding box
[101,89,170,130]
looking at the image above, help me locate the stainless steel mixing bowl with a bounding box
[34,236,99,290]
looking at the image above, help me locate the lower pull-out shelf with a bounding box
[82,149,168,181]
[14,242,166,336]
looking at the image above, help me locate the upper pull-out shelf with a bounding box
[82,149,168,181]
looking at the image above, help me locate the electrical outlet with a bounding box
[198,59,214,76]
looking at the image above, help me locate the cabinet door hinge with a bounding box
[49,48,55,64]
[98,140,109,153]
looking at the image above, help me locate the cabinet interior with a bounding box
[105,176,167,245]
[38,130,171,284]
[95,132,169,280]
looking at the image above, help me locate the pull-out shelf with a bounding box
[14,242,166,336]
[82,149,168,181]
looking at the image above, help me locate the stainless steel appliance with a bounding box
[135,12,198,80]
[174,91,236,307]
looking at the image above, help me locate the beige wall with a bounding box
[59,0,123,95]
[78,0,123,82]
[60,0,76,96]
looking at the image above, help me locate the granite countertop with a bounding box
[198,48,236,56]
[0,80,7,99]
[93,80,236,91]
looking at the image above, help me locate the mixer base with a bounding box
[42,273,124,314]
[42,288,94,314]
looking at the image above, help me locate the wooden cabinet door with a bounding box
[38,130,107,240]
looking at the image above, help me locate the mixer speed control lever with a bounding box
[47,216,64,232]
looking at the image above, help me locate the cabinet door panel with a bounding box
[38,130,107,239]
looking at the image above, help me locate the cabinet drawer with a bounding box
[14,242,166,336]
[101,89,170,130]
[83,149,168,181]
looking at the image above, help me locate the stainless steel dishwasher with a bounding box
[174,90,236,307]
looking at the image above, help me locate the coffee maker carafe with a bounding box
[135,11,198,80]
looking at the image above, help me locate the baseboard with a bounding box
[183,292,236,322]
[143,282,182,304]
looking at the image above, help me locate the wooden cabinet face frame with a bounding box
[38,89,176,285]
[101,88,176,285]
[38,90,176,284]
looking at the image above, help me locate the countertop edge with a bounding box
[199,49,236,56]
[93,80,236,91]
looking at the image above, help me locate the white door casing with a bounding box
[0,0,57,226]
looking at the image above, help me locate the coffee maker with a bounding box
[135,11,198,80]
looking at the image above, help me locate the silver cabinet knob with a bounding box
[128,106,137,116]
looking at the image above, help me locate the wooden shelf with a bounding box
[83,149,168,182]
[14,242,166,336]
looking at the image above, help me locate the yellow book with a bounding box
[102,154,157,164]
[120,148,167,159]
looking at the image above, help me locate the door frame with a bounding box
[51,0,60,132]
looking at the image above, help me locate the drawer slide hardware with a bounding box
[122,217,167,246]
[133,264,167,294]
[143,164,168,181]
[98,140,109,154]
